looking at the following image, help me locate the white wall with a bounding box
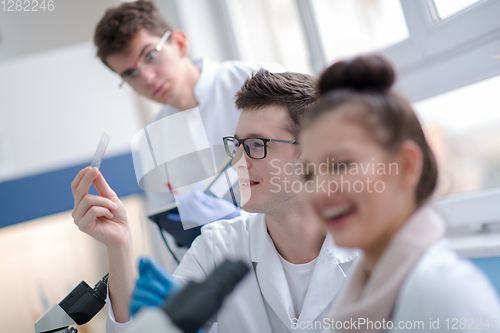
[0,42,141,182]
[0,0,122,61]
[0,0,234,183]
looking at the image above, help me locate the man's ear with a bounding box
[398,140,424,191]
[169,30,189,58]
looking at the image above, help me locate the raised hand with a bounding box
[71,166,130,248]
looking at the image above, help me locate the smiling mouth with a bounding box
[321,203,355,222]
[240,181,259,186]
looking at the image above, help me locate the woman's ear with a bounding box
[398,140,423,191]
[169,30,189,58]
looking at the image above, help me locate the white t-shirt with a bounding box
[279,254,318,319]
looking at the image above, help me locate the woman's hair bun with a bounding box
[318,54,395,96]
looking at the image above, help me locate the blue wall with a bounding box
[1,152,143,228]
[471,257,500,297]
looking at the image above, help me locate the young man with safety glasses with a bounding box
[96,4,283,216]
[126,70,358,332]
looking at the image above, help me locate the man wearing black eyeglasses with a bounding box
[129,69,358,333]
[79,1,283,328]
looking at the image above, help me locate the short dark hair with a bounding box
[94,0,172,68]
[303,55,438,206]
[235,69,317,139]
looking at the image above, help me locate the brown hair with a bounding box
[94,0,172,68]
[235,69,317,139]
[303,55,438,206]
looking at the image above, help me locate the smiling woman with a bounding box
[299,54,500,333]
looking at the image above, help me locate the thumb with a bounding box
[191,182,204,194]
[93,169,117,198]
[138,257,150,275]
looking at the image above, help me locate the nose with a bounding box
[140,66,157,85]
[231,145,251,170]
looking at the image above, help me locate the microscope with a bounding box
[34,274,108,333]
[34,259,249,333]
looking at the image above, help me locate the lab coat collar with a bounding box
[249,214,294,328]
[248,214,358,331]
[297,236,358,327]
[192,58,218,110]
[249,213,269,263]
[248,214,357,264]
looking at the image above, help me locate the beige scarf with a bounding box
[329,205,445,333]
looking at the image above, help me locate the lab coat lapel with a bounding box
[297,236,357,326]
[193,58,216,108]
[250,215,295,330]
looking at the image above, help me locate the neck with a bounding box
[171,60,201,111]
[362,204,417,274]
[266,200,326,264]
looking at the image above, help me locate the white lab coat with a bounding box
[387,239,500,332]
[174,213,358,333]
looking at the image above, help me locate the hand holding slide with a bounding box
[70,133,131,248]
[90,132,110,169]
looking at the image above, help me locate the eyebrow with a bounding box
[120,43,153,77]
[234,132,268,139]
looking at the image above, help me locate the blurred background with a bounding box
[1,0,500,332]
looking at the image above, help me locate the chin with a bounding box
[240,199,266,214]
[328,228,361,249]
[240,202,257,213]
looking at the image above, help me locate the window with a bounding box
[220,0,500,201]
[414,75,500,196]
[227,0,313,74]
[312,0,409,64]
[383,0,500,96]
[431,0,484,20]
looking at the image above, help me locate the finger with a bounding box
[130,290,165,308]
[75,206,113,233]
[140,257,180,290]
[73,195,116,222]
[71,167,91,197]
[74,167,100,209]
[129,294,165,317]
[146,264,180,291]
[138,257,151,275]
[135,278,169,297]
[93,169,117,199]
[192,182,204,193]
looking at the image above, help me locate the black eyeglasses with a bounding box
[223,136,297,159]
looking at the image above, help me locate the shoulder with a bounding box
[405,240,494,296]
[198,212,265,247]
[150,104,178,122]
[207,59,286,83]
[394,240,500,319]
[174,213,264,282]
